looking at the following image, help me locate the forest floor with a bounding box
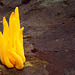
[0,0,75,75]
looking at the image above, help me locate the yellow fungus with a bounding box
[0,7,26,69]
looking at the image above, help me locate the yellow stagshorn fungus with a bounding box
[0,7,26,69]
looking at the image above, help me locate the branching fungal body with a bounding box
[0,7,26,69]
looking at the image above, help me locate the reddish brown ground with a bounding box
[0,0,75,75]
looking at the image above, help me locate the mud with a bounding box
[0,0,75,75]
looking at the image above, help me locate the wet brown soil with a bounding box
[0,0,75,75]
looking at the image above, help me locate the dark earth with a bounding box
[0,0,75,75]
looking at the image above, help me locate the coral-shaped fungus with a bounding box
[0,7,26,69]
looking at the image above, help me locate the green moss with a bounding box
[24,57,49,70]
[38,0,63,8]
